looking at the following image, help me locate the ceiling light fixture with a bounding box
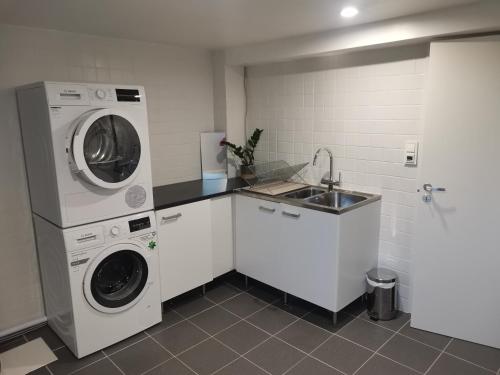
[340,6,359,18]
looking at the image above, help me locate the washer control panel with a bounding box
[89,87,116,102]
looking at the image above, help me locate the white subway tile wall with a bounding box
[0,23,213,332]
[245,45,429,312]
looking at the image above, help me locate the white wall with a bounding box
[245,44,429,312]
[0,23,214,334]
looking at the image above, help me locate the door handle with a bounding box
[423,183,446,193]
[282,211,300,218]
[259,206,276,213]
[161,213,182,221]
[421,184,446,203]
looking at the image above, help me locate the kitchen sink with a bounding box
[305,191,367,209]
[284,187,325,199]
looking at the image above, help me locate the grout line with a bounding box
[103,351,126,375]
[351,315,413,375]
[424,338,453,375]
[282,333,349,375]
[67,356,111,375]
[146,332,201,375]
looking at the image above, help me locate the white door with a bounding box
[412,37,500,349]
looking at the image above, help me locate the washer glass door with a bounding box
[84,114,141,184]
[89,249,149,310]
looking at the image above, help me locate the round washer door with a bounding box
[71,108,142,189]
[83,243,153,314]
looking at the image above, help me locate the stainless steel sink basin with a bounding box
[305,191,367,209]
[284,187,325,199]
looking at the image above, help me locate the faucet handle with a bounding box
[333,171,342,187]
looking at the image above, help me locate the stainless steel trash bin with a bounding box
[366,268,397,321]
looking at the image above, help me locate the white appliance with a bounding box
[34,211,161,358]
[17,82,153,228]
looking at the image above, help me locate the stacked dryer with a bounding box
[17,82,161,358]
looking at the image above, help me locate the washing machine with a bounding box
[33,211,161,358]
[17,81,153,228]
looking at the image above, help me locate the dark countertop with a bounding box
[153,177,248,210]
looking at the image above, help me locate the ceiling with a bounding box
[0,0,480,49]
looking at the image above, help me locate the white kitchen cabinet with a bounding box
[235,195,282,290]
[211,195,234,277]
[156,200,213,302]
[235,194,380,312]
[278,203,339,309]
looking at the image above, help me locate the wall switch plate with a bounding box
[404,141,418,166]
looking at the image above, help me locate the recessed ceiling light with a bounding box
[340,6,359,18]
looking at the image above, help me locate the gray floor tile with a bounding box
[215,321,270,354]
[48,346,104,375]
[103,331,147,355]
[360,311,411,331]
[205,282,241,303]
[27,366,51,374]
[445,338,500,372]
[145,358,196,374]
[356,354,419,375]
[145,308,184,335]
[277,319,331,353]
[247,282,283,303]
[245,337,306,375]
[401,322,451,350]
[221,293,268,318]
[153,320,209,355]
[427,353,492,375]
[178,338,239,375]
[379,333,441,373]
[72,358,122,375]
[337,318,394,351]
[311,335,372,374]
[302,308,354,333]
[189,305,240,335]
[272,295,316,318]
[214,357,268,375]
[26,325,64,350]
[168,292,215,318]
[0,336,26,353]
[247,305,297,334]
[110,337,171,375]
[286,357,343,375]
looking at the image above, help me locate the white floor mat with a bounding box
[0,338,57,375]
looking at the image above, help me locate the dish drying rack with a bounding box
[241,160,309,196]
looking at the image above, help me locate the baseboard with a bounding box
[0,316,47,343]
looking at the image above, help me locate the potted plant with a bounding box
[220,128,263,178]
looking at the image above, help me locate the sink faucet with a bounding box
[313,147,341,191]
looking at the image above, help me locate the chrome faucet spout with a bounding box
[313,147,340,191]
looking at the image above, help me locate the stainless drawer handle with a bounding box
[162,213,182,221]
[259,206,276,213]
[282,211,300,218]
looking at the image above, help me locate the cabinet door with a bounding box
[211,195,234,278]
[156,200,213,302]
[278,203,338,311]
[235,195,282,289]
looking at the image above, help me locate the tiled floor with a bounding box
[2,272,500,375]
